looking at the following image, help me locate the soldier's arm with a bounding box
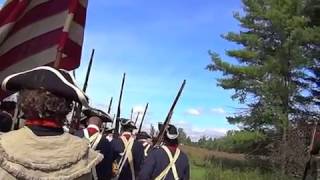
[183,155,190,180]
[134,141,145,173]
[96,139,113,180]
[137,150,156,180]
[111,138,123,160]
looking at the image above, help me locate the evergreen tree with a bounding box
[304,0,320,107]
[207,0,320,173]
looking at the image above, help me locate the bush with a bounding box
[196,130,268,154]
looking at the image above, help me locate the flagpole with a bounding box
[53,49,63,69]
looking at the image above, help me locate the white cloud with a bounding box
[188,128,226,141]
[171,119,235,141]
[210,107,227,115]
[185,126,229,141]
[185,108,201,116]
[176,120,187,126]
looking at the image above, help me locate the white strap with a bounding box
[144,144,151,157]
[83,129,90,139]
[83,129,102,180]
[91,133,102,150]
[154,146,181,180]
[142,141,148,146]
[117,136,135,180]
[92,167,98,180]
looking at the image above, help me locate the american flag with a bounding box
[0,0,88,99]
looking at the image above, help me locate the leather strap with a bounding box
[144,144,151,157]
[83,129,103,180]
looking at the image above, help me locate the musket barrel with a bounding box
[71,49,95,131]
[108,97,113,114]
[82,49,95,92]
[155,80,186,145]
[114,73,126,136]
[134,112,140,126]
[130,108,134,121]
[138,103,149,133]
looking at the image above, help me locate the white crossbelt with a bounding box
[155,145,181,180]
[116,136,135,180]
[83,128,102,180]
[143,142,151,157]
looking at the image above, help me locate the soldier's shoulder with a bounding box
[149,145,166,154]
[73,129,84,137]
[178,148,189,161]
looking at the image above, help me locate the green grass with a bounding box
[191,163,208,180]
[190,161,297,180]
[181,145,297,180]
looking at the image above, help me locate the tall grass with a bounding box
[191,160,297,180]
[181,145,297,180]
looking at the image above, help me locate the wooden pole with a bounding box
[53,49,62,69]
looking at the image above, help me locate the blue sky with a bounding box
[1,0,244,140]
[76,0,244,140]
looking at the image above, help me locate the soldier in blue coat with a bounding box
[111,118,144,180]
[136,131,153,158]
[74,108,114,180]
[138,124,190,180]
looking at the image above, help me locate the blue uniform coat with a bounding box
[138,146,190,180]
[111,135,144,180]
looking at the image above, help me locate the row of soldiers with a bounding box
[0,66,189,180]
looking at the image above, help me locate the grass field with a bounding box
[180,145,297,180]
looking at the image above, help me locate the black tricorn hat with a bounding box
[158,123,179,140]
[136,131,152,140]
[1,66,88,106]
[83,108,112,122]
[105,127,114,132]
[120,118,137,129]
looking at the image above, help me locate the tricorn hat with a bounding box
[136,131,152,140]
[120,118,137,129]
[158,123,179,140]
[105,127,114,133]
[1,66,88,106]
[83,108,112,122]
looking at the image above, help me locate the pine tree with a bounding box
[304,0,320,107]
[207,0,320,173]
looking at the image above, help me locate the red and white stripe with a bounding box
[0,0,88,99]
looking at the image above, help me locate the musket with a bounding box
[101,97,113,135]
[72,70,76,80]
[302,121,318,180]
[138,103,149,133]
[114,73,126,136]
[134,112,140,126]
[108,97,113,114]
[130,108,134,121]
[82,49,95,93]
[155,80,186,146]
[72,49,95,130]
